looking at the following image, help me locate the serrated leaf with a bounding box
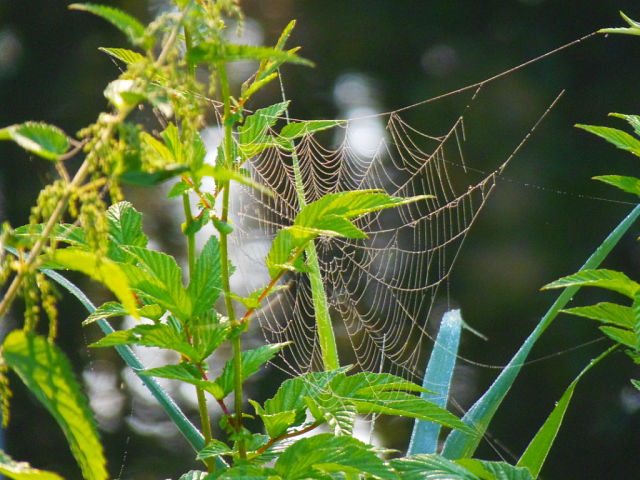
[214,343,289,399]
[118,164,189,186]
[187,44,312,68]
[167,180,192,198]
[238,102,289,159]
[82,301,128,326]
[390,454,480,480]
[49,248,138,318]
[91,323,202,361]
[69,3,149,48]
[106,201,148,262]
[561,302,635,329]
[2,331,107,480]
[599,325,637,348]
[593,175,640,198]
[121,245,190,318]
[160,123,184,164]
[139,363,225,399]
[304,394,356,436]
[99,47,145,65]
[249,400,298,438]
[187,236,222,317]
[575,124,640,157]
[0,122,70,161]
[14,224,87,248]
[609,112,640,138]
[188,310,229,360]
[280,120,345,141]
[178,471,210,480]
[141,131,175,164]
[266,229,306,278]
[275,433,395,480]
[197,164,273,196]
[543,269,640,299]
[196,440,232,460]
[0,449,64,480]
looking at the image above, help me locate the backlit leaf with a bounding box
[593,175,640,198]
[99,47,145,65]
[280,120,344,141]
[561,302,635,329]
[0,449,64,480]
[69,3,149,48]
[187,236,222,317]
[543,269,640,299]
[2,331,107,480]
[390,454,479,480]
[575,124,640,157]
[0,122,70,161]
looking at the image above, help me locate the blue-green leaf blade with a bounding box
[409,309,463,455]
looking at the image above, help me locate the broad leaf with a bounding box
[214,343,289,399]
[458,459,534,480]
[106,201,148,262]
[280,120,345,141]
[139,363,225,399]
[197,164,273,196]
[304,394,356,436]
[188,310,230,361]
[575,124,640,157]
[187,236,222,317]
[2,331,107,480]
[99,47,145,65]
[69,3,150,48]
[0,122,70,161]
[609,112,640,138]
[561,302,635,329]
[14,224,87,248]
[266,229,307,278]
[543,269,640,299]
[0,449,64,480]
[82,301,128,326]
[196,440,232,460]
[91,324,202,361]
[390,454,480,480]
[187,44,312,68]
[274,433,395,480]
[599,325,637,348]
[249,400,298,438]
[593,175,640,198]
[238,102,289,159]
[49,248,138,318]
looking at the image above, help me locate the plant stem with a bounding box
[290,149,339,370]
[217,59,246,458]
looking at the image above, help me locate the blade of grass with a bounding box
[442,202,640,459]
[517,345,617,477]
[408,309,462,455]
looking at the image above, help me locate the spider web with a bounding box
[229,84,560,384]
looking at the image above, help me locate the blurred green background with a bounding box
[2,1,640,478]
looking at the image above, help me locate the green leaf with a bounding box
[266,229,307,278]
[119,164,189,186]
[599,11,640,36]
[543,269,640,299]
[49,248,139,318]
[390,454,480,480]
[632,379,640,391]
[0,122,70,161]
[188,310,230,360]
[517,346,613,477]
[197,164,273,196]
[82,301,128,326]
[99,47,145,65]
[2,331,107,480]
[609,112,640,138]
[599,325,637,348]
[187,44,312,68]
[0,449,64,480]
[140,363,225,399]
[106,201,148,262]
[575,124,640,157]
[238,102,289,159]
[275,433,395,480]
[91,323,202,361]
[561,302,635,329]
[196,440,232,460]
[280,120,345,141]
[214,343,289,399]
[178,471,210,480]
[14,224,87,248]
[409,309,463,455]
[187,236,222,316]
[458,459,534,480]
[121,245,190,318]
[249,400,298,438]
[304,394,357,436]
[593,175,640,198]
[69,3,149,48]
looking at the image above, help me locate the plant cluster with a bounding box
[0,2,640,480]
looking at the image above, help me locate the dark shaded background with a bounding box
[2,1,640,478]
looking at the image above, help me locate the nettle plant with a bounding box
[1,2,640,479]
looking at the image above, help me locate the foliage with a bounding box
[1,3,640,480]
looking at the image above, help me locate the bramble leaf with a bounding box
[99,47,145,65]
[69,3,150,48]
[187,44,312,68]
[561,302,635,329]
[187,236,222,317]
[139,363,225,399]
[238,102,289,159]
[196,440,232,461]
[2,331,107,480]
[274,433,395,480]
[609,112,640,138]
[279,120,345,141]
[593,175,640,198]
[575,124,640,157]
[457,459,535,480]
[390,454,479,480]
[0,449,64,480]
[49,248,138,318]
[0,122,70,161]
[304,394,357,436]
[14,224,87,248]
[249,400,298,438]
